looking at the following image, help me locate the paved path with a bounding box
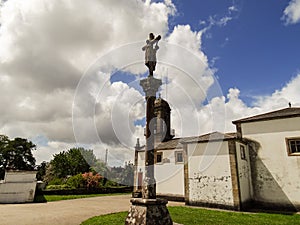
[0,195,184,225]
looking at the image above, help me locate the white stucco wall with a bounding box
[155,149,184,197]
[136,149,184,197]
[187,141,234,207]
[241,117,300,208]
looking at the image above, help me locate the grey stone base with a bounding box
[125,198,173,225]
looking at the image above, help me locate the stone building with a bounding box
[134,97,300,211]
[0,170,37,203]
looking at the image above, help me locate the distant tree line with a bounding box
[0,134,134,189]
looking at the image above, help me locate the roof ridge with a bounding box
[233,107,300,124]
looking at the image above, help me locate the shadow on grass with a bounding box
[34,194,47,203]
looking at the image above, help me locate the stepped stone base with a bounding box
[125,198,173,225]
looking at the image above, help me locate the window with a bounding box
[286,138,300,156]
[156,152,163,164]
[240,145,246,160]
[175,151,184,163]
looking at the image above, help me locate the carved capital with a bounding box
[140,77,162,97]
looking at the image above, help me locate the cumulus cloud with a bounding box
[159,73,300,141]
[0,0,299,167]
[198,74,300,134]
[0,0,176,165]
[282,0,300,24]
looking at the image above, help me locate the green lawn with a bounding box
[81,206,300,225]
[34,193,129,202]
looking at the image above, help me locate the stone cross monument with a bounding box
[125,34,173,225]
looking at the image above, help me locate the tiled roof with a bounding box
[232,107,300,124]
[179,132,236,144]
[138,132,237,151]
[156,138,182,150]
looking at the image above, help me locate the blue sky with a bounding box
[168,0,300,104]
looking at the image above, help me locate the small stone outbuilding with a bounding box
[0,170,37,203]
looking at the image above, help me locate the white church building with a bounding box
[133,97,300,211]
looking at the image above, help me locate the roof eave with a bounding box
[233,114,300,125]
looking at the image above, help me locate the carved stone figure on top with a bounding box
[142,33,161,76]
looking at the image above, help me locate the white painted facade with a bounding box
[134,107,300,211]
[239,117,300,209]
[0,171,37,203]
[155,150,185,197]
[136,148,185,198]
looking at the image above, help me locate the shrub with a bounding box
[104,179,119,187]
[82,172,103,189]
[67,174,85,188]
[46,184,74,190]
[48,177,65,185]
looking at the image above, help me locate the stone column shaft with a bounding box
[143,95,156,199]
[140,77,162,199]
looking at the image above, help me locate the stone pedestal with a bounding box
[125,198,173,225]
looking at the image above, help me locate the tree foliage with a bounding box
[49,147,96,179]
[119,163,134,186]
[36,161,48,181]
[0,135,36,179]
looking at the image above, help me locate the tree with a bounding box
[50,151,69,178]
[91,159,110,186]
[0,135,36,180]
[119,162,134,186]
[43,163,56,183]
[36,161,48,181]
[50,147,96,179]
[0,135,9,179]
[92,159,109,176]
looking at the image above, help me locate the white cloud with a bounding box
[199,3,239,40]
[282,0,300,24]
[253,74,300,109]
[198,74,300,134]
[0,0,176,165]
[1,0,299,167]
[228,5,238,13]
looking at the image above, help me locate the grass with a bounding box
[81,212,128,225]
[81,206,300,225]
[34,193,129,203]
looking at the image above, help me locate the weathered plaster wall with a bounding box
[187,142,235,208]
[242,117,300,210]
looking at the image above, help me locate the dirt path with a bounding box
[0,195,184,225]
